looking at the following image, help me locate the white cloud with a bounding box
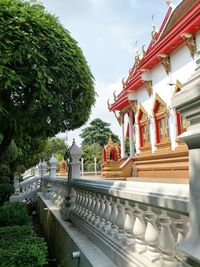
[59,80,123,147]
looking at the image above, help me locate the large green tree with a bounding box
[0,0,95,160]
[80,118,119,147]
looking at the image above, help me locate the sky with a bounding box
[41,0,181,146]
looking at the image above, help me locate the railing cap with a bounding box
[49,154,57,164]
[69,139,82,155]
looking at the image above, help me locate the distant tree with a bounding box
[0,0,95,161]
[40,137,67,162]
[80,118,119,147]
[81,143,102,171]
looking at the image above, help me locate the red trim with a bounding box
[110,93,129,111]
[176,112,182,135]
[155,119,160,144]
[139,124,143,147]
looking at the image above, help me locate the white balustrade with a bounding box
[124,201,135,246]
[132,204,146,253]
[159,211,176,266]
[108,197,119,237]
[116,199,126,242]
[144,207,159,262]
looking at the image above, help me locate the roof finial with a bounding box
[151,15,158,44]
[142,45,146,58]
[151,15,158,32]
[134,41,140,68]
[166,0,172,7]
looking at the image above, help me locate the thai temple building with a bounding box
[105,0,200,179]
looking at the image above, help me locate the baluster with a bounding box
[107,197,118,237]
[88,193,97,222]
[175,215,189,262]
[116,199,126,243]
[80,190,89,216]
[98,196,111,230]
[83,192,92,219]
[124,201,135,246]
[92,194,101,225]
[159,211,177,266]
[133,204,146,253]
[103,197,113,232]
[94,194,105,226]
[77,190,84,215]
[144,207,160,262]
[86,193,95,221]
[74,189,80,212]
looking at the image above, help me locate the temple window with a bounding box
[138,105,149,148]
[174,80,190,135]
[153,94,169,144]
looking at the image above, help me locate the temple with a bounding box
[107,0,200,179]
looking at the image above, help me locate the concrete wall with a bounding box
[37,193,115,267]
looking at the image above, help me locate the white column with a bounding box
[128,110,135,157]
[94,157,97,175]
[134,122,140,154]
[168,107,177,150]
[149,116,156,153]
[120,121,125,158]
[81,157,84,176]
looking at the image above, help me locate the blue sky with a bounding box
[41,0,181,146]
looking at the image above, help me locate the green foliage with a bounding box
[82,143,102,171]
[14,135,47,170]
[40,137,67,161]
[0,140,18,205]
[0,202,31,226]
[0,176,14,206]
[0,225,47,267]
[2,140,18,164]
[80,118,119,147]
[0,164,10,176]
[0,0,95,160]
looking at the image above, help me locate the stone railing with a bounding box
[40,174,189,267]
[20,175,41,200]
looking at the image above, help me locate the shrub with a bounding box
[0,202,31,227]
[0,179,14,206]
[0,225,47,267]
[0,164,10,176]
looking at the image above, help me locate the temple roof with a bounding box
[109,0,200,111]
[161,0,199,39]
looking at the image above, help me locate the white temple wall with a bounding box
[126,35,200,153]
[151,63,171,105]
[171,44,195,95]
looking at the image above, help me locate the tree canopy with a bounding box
[80,118,119,147]
[0,0,95,160]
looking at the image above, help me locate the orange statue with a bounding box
[58,159,67,176]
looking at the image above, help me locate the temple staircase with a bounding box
[101,157,133,179]
[133,143,189,179]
